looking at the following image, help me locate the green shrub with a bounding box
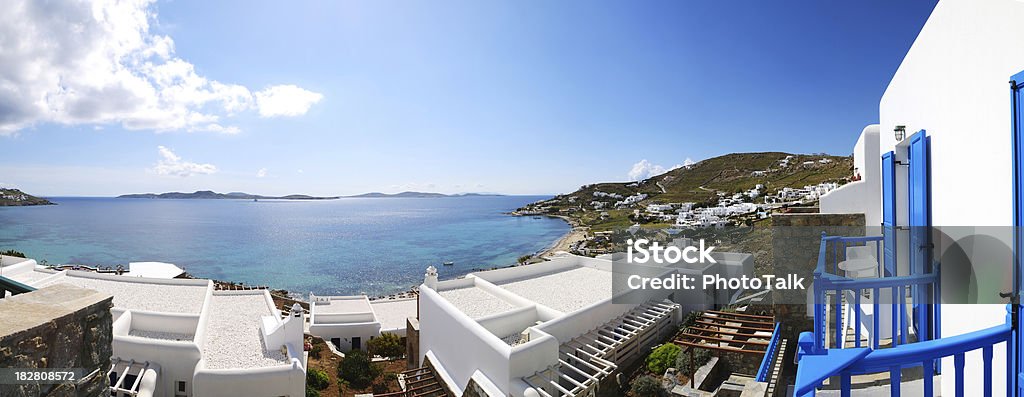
[675,347,713,375]
[367,332,404,360]
[305,386,321,397]
[646,344,681,375]
[631,375,663,397]
[338,350,381,389]
[306,368,330,390]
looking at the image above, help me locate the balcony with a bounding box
[795,233,1011,396]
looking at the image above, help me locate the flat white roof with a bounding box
[202,293,289,369]
[38,274,208,314]
[438,286,517,319]
[313,296,372,315]
[494,266,612,313]
[369,298,417,331]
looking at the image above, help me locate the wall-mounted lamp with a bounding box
[894,125,906,142]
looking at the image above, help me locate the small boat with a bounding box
[443,261,454,266]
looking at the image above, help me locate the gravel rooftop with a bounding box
[40,275,208,314]
[438,286,518,319]
[495,267,613,313]
[129,330,194,342]
[202,293,289,369]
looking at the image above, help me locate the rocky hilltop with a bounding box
[0,188,54,206]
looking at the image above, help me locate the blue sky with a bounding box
[0,0,937,196]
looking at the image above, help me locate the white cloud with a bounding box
[683,157,696,167]
[255,85,324,117]
[256,168,268,178]
[152,146,216,177]
[0,0,322,135]
[627,159,685,181]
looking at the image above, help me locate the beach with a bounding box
[536,215,587,258]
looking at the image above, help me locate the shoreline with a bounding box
[18,210,584,302]
[534,214,587,258]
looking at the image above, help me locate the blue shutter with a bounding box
[882,151,897,276]
[908,130,932,342]
[908,130,931,275]
[1011,70,1024,397]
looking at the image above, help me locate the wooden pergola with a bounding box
[671,310,777,387]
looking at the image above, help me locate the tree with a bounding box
[518,255,532,265]
[338,350,381,389]
[1,249,26,258]
[631,375,664,397]
[367,332,404,360]
[646,344,681,375]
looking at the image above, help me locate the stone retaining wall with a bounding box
[0,284,113,397]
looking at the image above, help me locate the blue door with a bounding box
[1011,70,1024,397]
[882,151,897,276]
[908,130,932,342]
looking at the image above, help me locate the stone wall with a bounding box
[405,317,420,369]
[0,284,113,397]
[771,213,864,342]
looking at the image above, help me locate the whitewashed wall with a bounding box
[418,286,516,394]
[821,125,881,226]
[877,0,1024,394]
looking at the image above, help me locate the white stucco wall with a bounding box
[821,125,881,226]
[878,0,1024,394]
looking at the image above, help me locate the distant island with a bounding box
[118,190,341,200]
[117,190,503,200]
[0,188,55,206]
[346,191,503,198]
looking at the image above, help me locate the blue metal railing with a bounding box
[755,322,782,382]
[796,306,1012,397]
[811,233,940,353]
[0,274,36,298]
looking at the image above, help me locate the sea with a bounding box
[0,196,568,296]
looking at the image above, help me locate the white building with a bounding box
[415,251,753,397]
[0,257,306,397]
[308,293,417,352]
[805,1,1024,395]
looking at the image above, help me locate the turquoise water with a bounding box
[0,196,567,296]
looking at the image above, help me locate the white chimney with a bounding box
[424,266,439,290]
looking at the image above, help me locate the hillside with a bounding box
[0,188,55,206]
[118,190,340,200]
[517,152,852,231]
[347,191,503,198]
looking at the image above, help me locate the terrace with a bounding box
[201,292,290,369]
[39,271,209,314]
[795,233,1008,396]
[438,286,519,319]
[486,266,613,314]
[370,297,418,334]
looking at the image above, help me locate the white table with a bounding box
[838,259,878,278]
